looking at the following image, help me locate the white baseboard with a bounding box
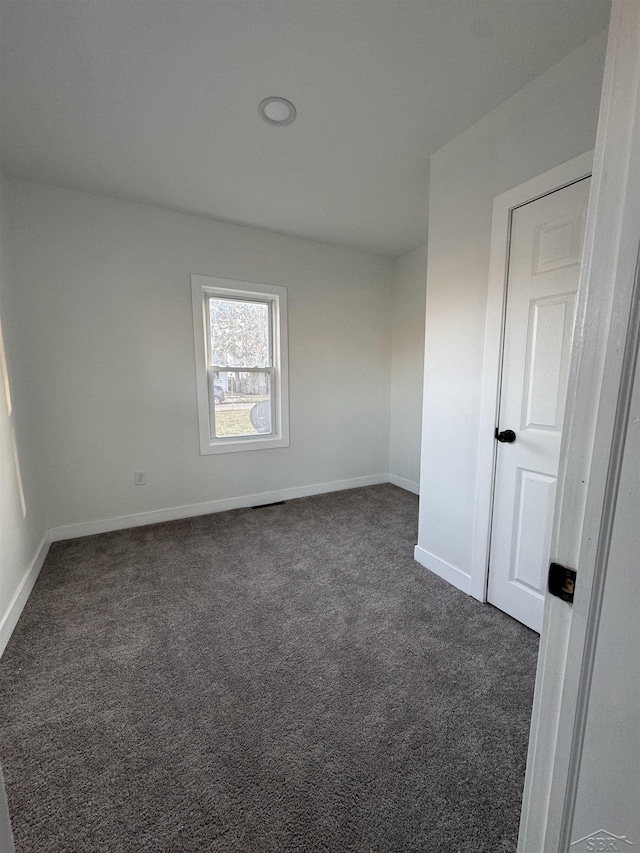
[0,533,51,658]
[49,474,389,541]
[413,545,472,595]
[388,474,420,495]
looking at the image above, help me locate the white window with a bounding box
[191,275,289,454]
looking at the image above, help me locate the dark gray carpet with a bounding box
[0,484,538,852]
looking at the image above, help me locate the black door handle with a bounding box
[495,429,516,443]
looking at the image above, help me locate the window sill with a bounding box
[199,434,290,455]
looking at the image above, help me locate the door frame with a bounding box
[470,151,594,604]
[518,2,640,848]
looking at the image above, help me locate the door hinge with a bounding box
[548,562,576,604]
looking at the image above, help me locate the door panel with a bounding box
[487,177,590,632]
[511,468,555,593]
[532,208,586,274]
[524,293,575,430]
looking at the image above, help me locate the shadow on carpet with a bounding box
[0,484,538,852]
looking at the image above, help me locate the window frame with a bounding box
[191,275,289,455]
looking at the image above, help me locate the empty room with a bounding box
[2,1,639,851]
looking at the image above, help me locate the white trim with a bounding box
[191,275,290,455]
[561,226,640,847]
[413,546,472,595]
[519,3,640,849]
[471,151,594,604]
[388,474,419,495]
[48,475,388,541]
[518,593,573,851]
[0,533,51,658]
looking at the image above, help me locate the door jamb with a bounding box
[470,151,594,604]
[519,3,640,847]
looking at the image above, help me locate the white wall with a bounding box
[388,245,427,494]
[0,176,48,654]
[416,31,608,588]
[7,180,393,533]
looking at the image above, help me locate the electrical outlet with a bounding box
[134,470,147,486]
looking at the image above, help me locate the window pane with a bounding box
[209,298,270,368]
[212,371,272,438]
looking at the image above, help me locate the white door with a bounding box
[487,177,591,633]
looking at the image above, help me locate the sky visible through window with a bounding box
[209,298,269,368]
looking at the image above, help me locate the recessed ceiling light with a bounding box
[258,97,297,126]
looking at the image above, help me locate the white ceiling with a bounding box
[0,1,610,258]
